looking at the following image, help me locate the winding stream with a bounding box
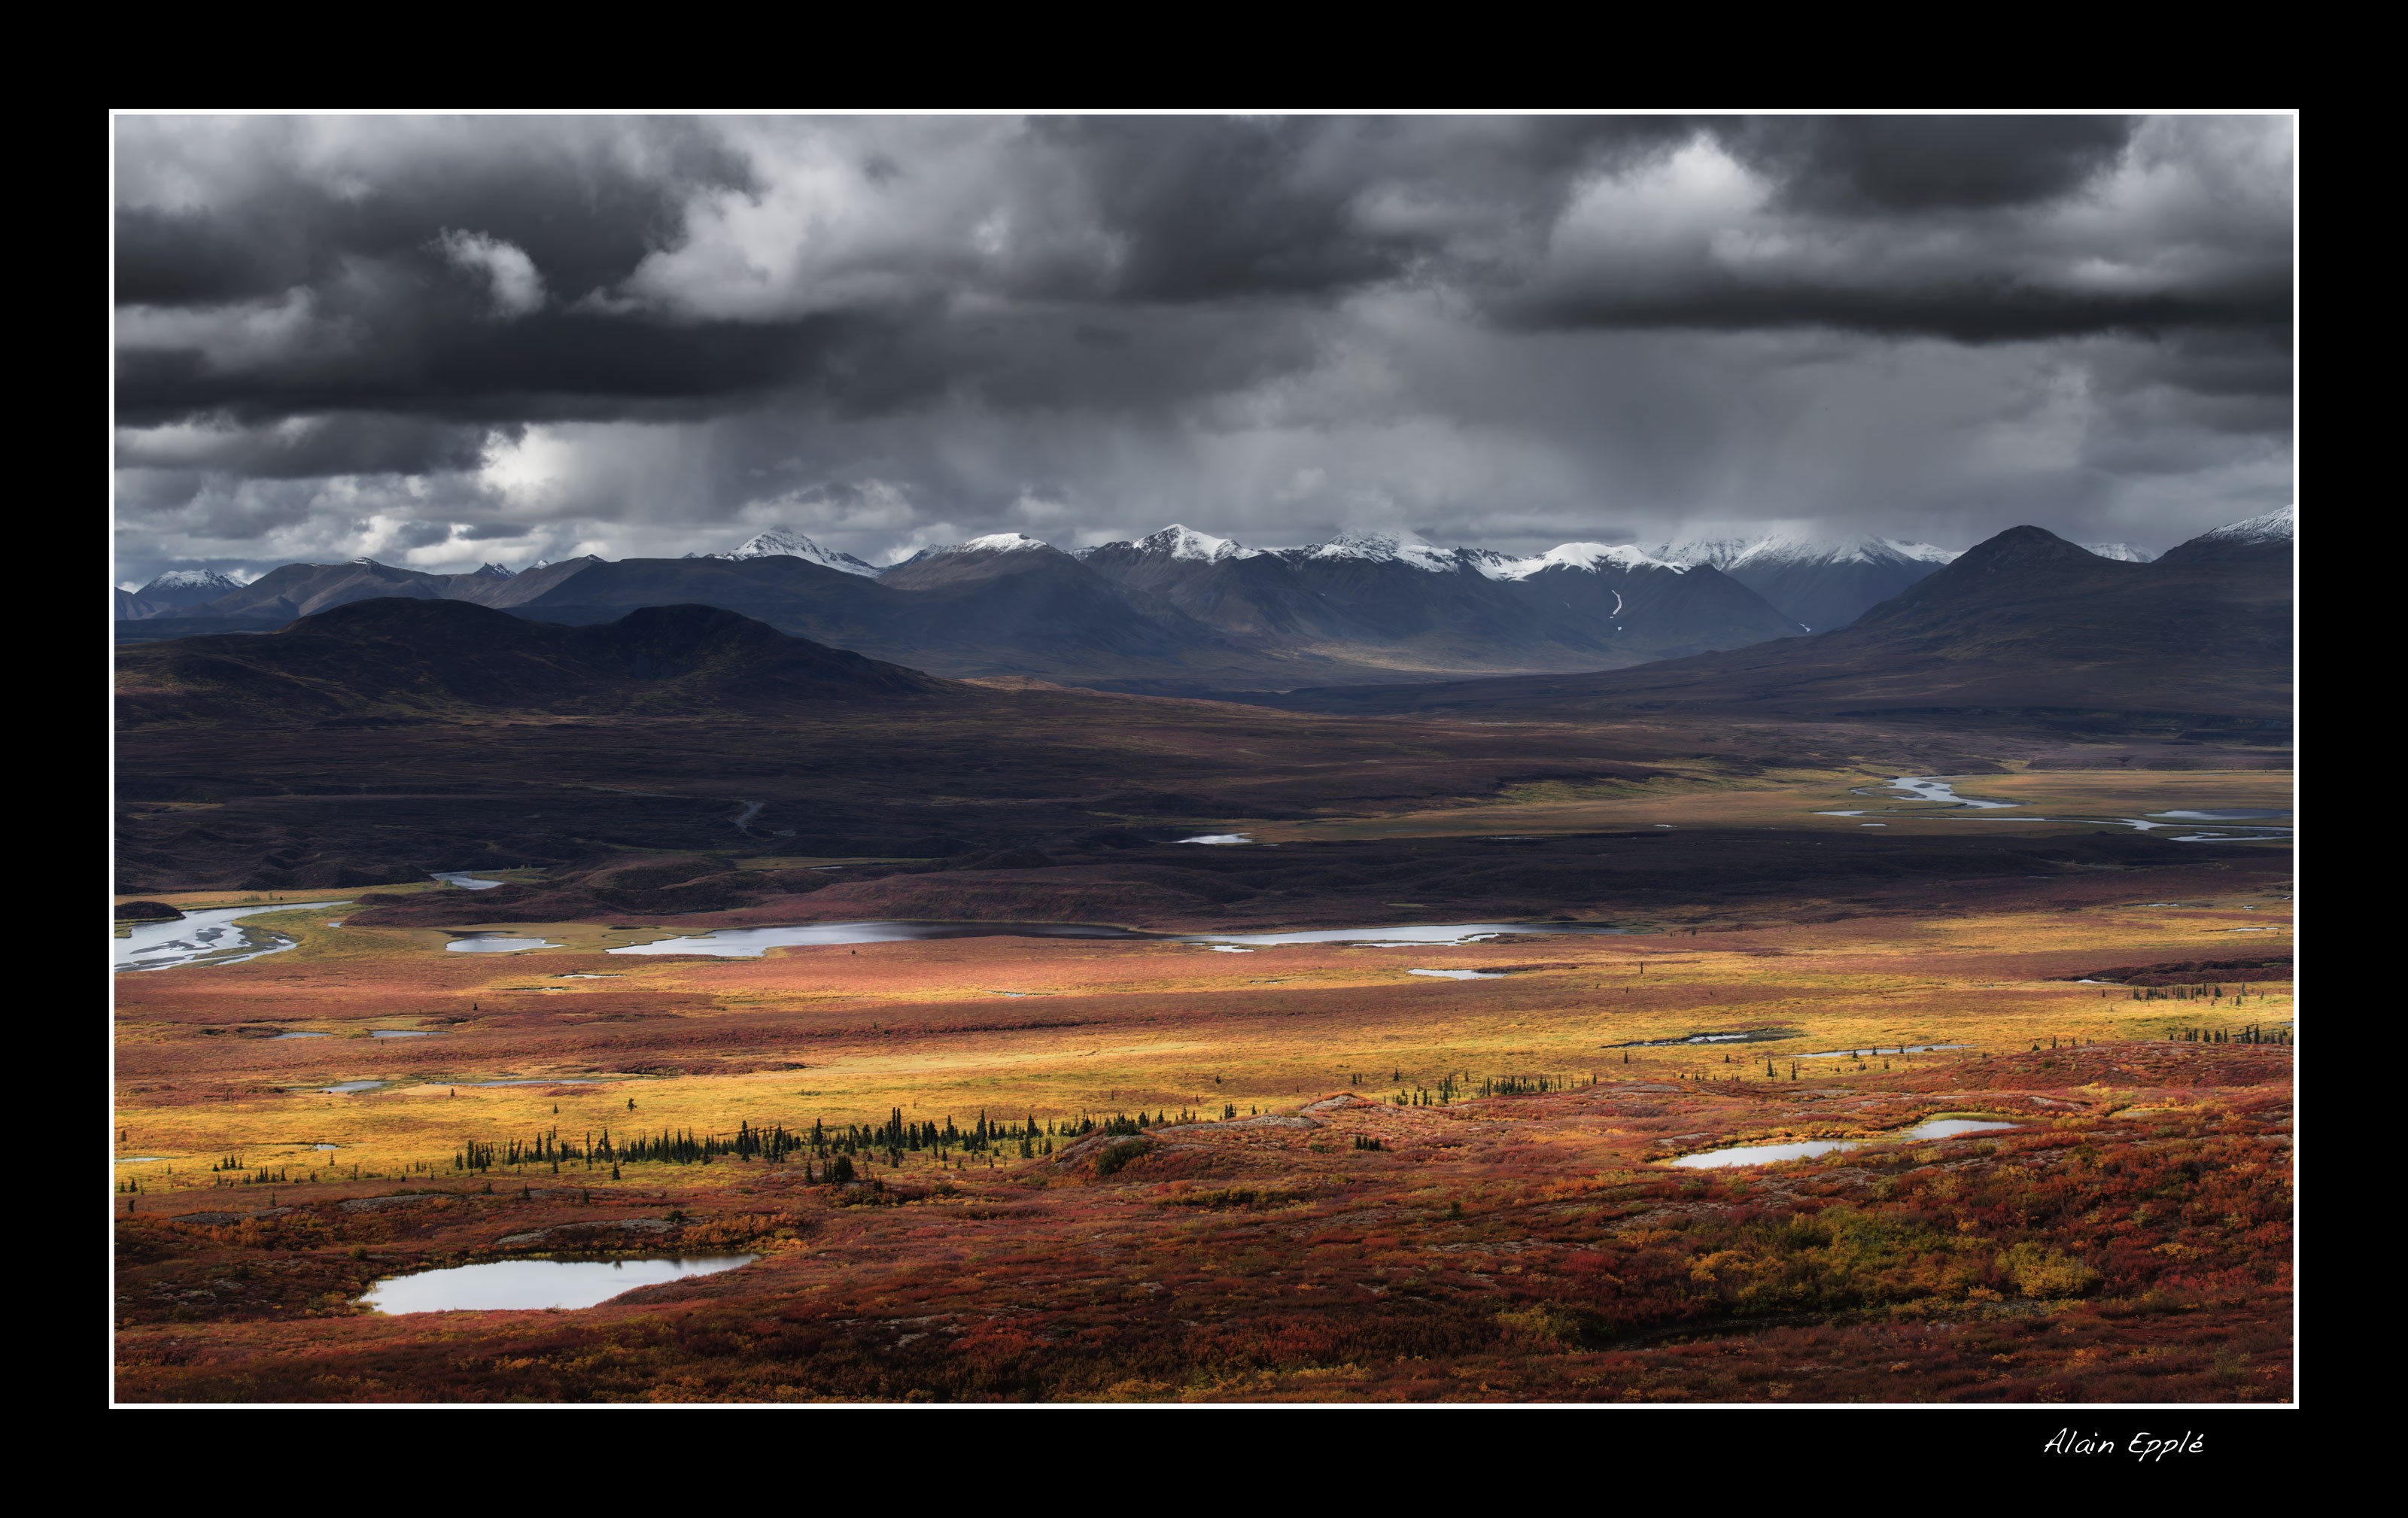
[1883,776,2016,809]
[1823,777,2291,844]
[114,901,344,973]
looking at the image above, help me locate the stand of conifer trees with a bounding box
[2166,1025,2289,1045]
[427,1106,1234,1184]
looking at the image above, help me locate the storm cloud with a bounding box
[112,114,2294,583]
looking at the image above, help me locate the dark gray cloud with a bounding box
[113,114,2294,584]
[1732,116,2139,211]
[115,117,750,308]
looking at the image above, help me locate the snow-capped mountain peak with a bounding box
[470,561,515,579]
[2191,504,2294,545]
[958,532,1051,554]
[1645,535,1759,570]
[700,526,881,577]
[124,567,245,614]
[1726,534,1960,570]
[1138,524,1259,562]
[1476,543,1686,581]
[728,528,817,558]
[2080,543,2157,563]
[886,533,1054,570]
[1306,528,1457,573]
[1649,533,1960,571]
[140,568,239,594]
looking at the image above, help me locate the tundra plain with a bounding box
[114,767,2294,1403]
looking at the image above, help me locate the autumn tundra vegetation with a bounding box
[112,748,2293,1403]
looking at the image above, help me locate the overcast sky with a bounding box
[114,114,2294,585]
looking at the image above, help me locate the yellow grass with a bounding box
[113,881,2293,1194]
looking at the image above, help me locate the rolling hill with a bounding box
[115,598,943,726]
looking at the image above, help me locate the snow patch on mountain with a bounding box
[1727,534,1960,570]
[2081,543,2157,563]
[1138,524,1262,562]
[1477,543,1687,580]
[2191,504,2294,545]
[1651,533,1959,570]
[959,532,1051,554]
[885,533,1054,570]
[1880,539,1959,565]
[1304,529,1458,573]
[1646,535,1759,570]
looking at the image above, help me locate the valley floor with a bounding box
[113,849,2294,1402]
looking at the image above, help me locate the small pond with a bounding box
[1409,968,1503,980]
[445,934,562,954]
[1905,1118,2018,1139]
[1669,1139,1858,1169]
[360,1255,756,1313]
[431,872,508,890]
[461,1078,604,1087]
[1668,1118,2017,1168]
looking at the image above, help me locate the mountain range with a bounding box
[113,507,2291,890]
[111,516,2236,695]
[114,525,1804,689]
[1073,527,1808,679]
[1246,508,2293,731]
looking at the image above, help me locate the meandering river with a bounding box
[114,902,344,973]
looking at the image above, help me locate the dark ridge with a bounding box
[116,597,946,726]
[2056,956,2291,986]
